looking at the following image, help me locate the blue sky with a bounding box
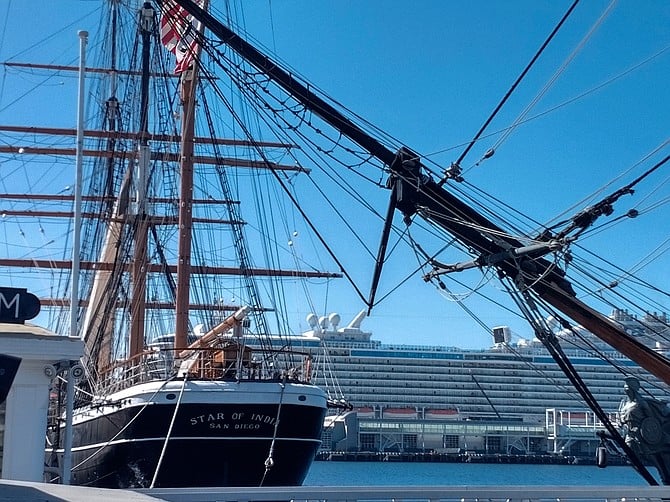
[0,1,668,349]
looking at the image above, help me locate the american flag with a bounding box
[160,0,204,74]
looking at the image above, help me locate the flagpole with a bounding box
[62,28,87,486]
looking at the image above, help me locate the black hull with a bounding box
[70,434,321,488]
[51,381,327,488]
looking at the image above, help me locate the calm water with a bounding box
[304,461,647,486]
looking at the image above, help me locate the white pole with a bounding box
[63,29,88,485]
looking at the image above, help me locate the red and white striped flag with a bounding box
[160,0,204,74]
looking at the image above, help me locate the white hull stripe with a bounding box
[54,436,321,453]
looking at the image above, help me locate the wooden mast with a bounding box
[174,71,196,349]
[174,2,207,351]
[128,2,155,359]
[80,0,124,372]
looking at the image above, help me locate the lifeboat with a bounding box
[355,407,375,418]
[425,408,460,420]
[383,407,418,419]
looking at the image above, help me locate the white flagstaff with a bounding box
[62,28,88,486]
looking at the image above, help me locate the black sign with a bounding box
[0,354,21,405]
[0,287,40,323]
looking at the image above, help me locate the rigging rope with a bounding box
[502,277,659,485]
[150,373,190,488]
[201,63,372,308]
[483,0,617,165]
[68,378,175,483]
[553,154,670,242]
[260,377,286,486]
[564,253,670,346]
[446,0,580,176]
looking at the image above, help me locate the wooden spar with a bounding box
[0,146,307,172]
[175,66,198,350]
[2,61,174,77]
[0,210,242,225]
[178,307,250,359]
[0,193,117,202]
[0,193,239,204]
[128,2,156,360]
[541,286,670,383]
[37,298,271,312]
[173,0,214,351]
[175,0,670,385]
[0,124,297,149]
[0,258,341,278]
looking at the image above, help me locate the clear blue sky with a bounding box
[0,1,668,348]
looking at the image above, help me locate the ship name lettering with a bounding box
[190,412,226,425]
[250,413,276,425]
[235,423,260,430]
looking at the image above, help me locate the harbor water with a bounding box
[304,461,646,486]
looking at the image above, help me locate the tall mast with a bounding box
[129,2,155,359]
[81,0,125,372]
[173,74,195,349]
[174,49,200,350]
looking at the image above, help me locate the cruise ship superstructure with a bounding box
[297,309,669,422]
[249,309,670,456]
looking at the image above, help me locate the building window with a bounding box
[360,433,376,452]
[487,436,502,453]
[403,434,418,451]
[443,434,459,449]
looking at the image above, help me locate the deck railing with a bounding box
[90,345,315,396]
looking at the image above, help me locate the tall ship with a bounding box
[0,0,668,488]
[0,0,335,489]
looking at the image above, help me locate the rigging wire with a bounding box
[420,43,670,163]
[552,154,670,242]
[447,0,580,175]
[150,373,190,488]
[260,378,286,486]
[197,62,373,311]
[480,0,617,167]
[196,26,560,318]
[211,12,297,337]
[446,180,543,242]
[197,82,279,354]
[563,254,670,343]
[0,0,12,61]
[502,276,659,485]
[414,233,639,408]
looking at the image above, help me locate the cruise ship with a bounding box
[296,309,669,419]
[245,309,670,456]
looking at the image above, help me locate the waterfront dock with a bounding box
[316,450,628,465]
